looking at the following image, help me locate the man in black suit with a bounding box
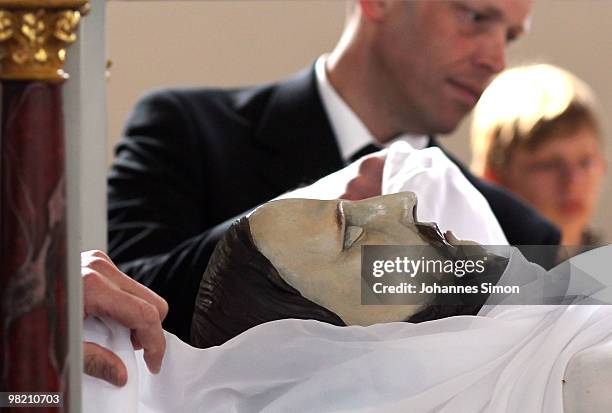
[109,0,558,343]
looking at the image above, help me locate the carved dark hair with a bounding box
[191,217,344,348]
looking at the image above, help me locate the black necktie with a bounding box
[348,143,381,163]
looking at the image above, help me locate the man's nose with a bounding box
[560,162,588,191]
[474,31,507,75]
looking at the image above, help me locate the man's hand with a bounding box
[340,154,386,200]
[81,250,168,386]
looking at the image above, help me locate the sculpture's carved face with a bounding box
[249,192,448,325]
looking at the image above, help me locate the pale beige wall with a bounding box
[106,0,345,152]
[107,0,611,241]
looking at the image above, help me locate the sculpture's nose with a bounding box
[343,192,418,227]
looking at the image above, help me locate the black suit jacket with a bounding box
[108,67,560,342]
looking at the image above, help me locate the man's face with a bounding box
[371,0,532,134]
[503,128,606,234]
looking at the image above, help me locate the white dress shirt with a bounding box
[315,55,429,162]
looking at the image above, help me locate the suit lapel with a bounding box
[251,66,344,192]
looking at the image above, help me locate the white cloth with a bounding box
[83,247,612,413]
[278,141,507,245]
[314,55,428,162]
[383,141,508,244]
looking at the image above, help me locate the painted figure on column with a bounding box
[0,2,89,408]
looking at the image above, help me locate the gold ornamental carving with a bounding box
[0,0,89,81]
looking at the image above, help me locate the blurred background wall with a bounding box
[107,0,611,241]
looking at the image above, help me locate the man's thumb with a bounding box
[83,341,128,387]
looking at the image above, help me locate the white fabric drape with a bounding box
[83,247,612,413]
[83,140,605,411]
[382,141,508,245]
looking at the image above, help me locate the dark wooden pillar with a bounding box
[0,2,88,412]
[1,80,68,410]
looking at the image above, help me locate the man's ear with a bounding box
[359,0,390,21]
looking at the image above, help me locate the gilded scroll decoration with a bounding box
[0,1,89,81]
[0,10,14,42]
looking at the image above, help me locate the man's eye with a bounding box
[343,226,364,250]
[467,10,487,23]
[467,10,482,22]
[529,160,561,173]
[506,30,519,43]
[457,6,489,26]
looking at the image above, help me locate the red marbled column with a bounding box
[0,81,68,412]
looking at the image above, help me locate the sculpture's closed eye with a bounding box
[343,225,364,250]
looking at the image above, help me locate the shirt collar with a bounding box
[315,54,429,162]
